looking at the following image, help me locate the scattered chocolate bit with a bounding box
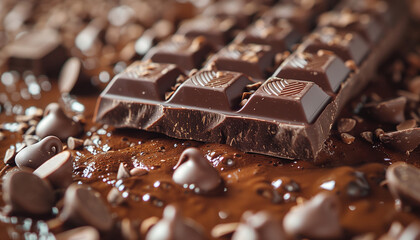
[283,193,342,239]
[33,151,73,189]
[379,128,420,153]
[364,97,407,124]
[117,163,131,180]
[146,205,206,240]
[107,188,125,206]
[396,119,417,131]
[341,133,355,144]
[345,60,358,71]
[130,168,148,177]
[56,226,100,240]
[172,148,222,193]
[360,131,374,144]
[36,103,83,141]
[4,148,16,165]
[83,139,94,147]
[2,171,54,216]
[59,184,113,232]
[337,118,357,133]
[211,222,239,239]
[67,137,84,150]
[15,135,63,169]
[232,211,286,240]
[58,57,90,94]
[375,128,385,138]
[386,162,420,209]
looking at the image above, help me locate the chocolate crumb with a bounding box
[337,118,356,133]
[341,133,355,144]
[360,131,374,144]
[396,119,417,131]
[375,128,385,138]
[345,60,358,71]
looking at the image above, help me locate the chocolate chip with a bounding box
[59,184,113,232]
[172,148,222,193]
[337,118,356,133]
[2,171,54,216]
[341,133,355,144]
[364,97,406,124]
[4,148,16,165]
[146,205,206,240]
[379,128,420,153]
[67,137,84,150]
[33,151,73,189]
[232,211,286,240]
[117,162,131,180]
[283,193,342,239]
[360,131,374,143]
[129,168,148,177]
[396,119,417,131]
[386,162,420,209]
[55,226,100,240]
[107,187,126,206]
[36,103,83,141]
[15,136,63,169]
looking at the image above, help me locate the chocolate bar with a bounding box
[94,3,407,160]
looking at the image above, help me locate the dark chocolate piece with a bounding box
[379,128,420,153]
[143,35,214,70]
[15,136,62,169]
[36,103,83,141]
[232,211,286,240]
[172,148,222,193]
[337,118,356,133]
[33,151,73,189]
[300,27,369,65]
[3,171,54,216]
[234,20,302,53]
[239,78,330,123]
[169,70,252,111]
[206,43,275,81]
[146,205,206,240]
[364,97,407,124]
[6,28,67,76]
[273,51,350,94]
[283,193,342,239]
[386,162,420,209]
[59,184,113,232]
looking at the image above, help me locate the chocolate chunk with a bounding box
[146,205,206,240]
[379,128,420,153]
[117,162,130,180]
[56,226,100,240]
[365,97,407,124]
[2,171,54,216]
[301,27,369,65]
[36,103,83,140]
[4,148,16,165]
[386,162,420,209]
[239,78,330,123]
[33,151,73,189]
[206,43,275,81]
[235,20,302,53]
[6,28,67,76]
[396,119,417,131]
[104,61,184,101]
[67,137,84,150]
[144,35,214,70]
[172,148,222,193]
[232,211,286,240]
[59,184,113,232]
[360,131,374,143]
[58,57,91,94]
[273,51,350,93]
[341,132,355,144]
[337,118,357,133]
[283,193,342,239]
[15,136,62,169]
[169,70,252,111]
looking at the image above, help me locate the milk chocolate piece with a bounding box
[273,52,350,93]
[300,27,369,65]
[234,20,302,53]
[60,184,113,232]
[6,28,67,76]
[283,193,342,239]
[206,43,275,81]
[143,35,214,70]
[3,171,54,216]
[239,78,330,123]
[386,162,420,209]
[15,136,63,169]
[33,151,73,189]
